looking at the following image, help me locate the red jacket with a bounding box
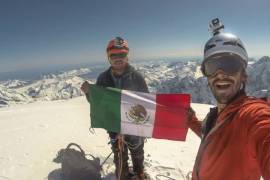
[188,95,270,180]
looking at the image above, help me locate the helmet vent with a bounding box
[204,44,216,53]
[223,41,246,51]
[237,43,245,51]
[223,41,236,46]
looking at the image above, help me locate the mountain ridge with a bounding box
[0,56,269,107]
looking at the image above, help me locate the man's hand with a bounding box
[187,107,196,122]
[81,81,90,94]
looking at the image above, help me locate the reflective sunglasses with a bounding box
[202,53,245,77]
[109,53,128,59]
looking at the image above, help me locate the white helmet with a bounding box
[203,18,248,66]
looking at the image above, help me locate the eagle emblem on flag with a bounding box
[126,104,150,124]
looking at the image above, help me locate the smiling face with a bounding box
[109,54,128,75]
[207,69,247,105]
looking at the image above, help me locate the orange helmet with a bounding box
[106,37,129,57]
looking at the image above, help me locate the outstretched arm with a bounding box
[247,102,270,179]
[187,107,203,138]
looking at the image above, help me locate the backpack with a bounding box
[53,143,102,180]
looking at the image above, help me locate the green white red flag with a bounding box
[87,84,190,141]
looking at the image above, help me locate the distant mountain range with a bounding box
[0,57,269,107]
[141,56,270,104]
[0,68,93,107]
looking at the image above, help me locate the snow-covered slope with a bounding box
[0,85,31,107]
[0,96,209,180]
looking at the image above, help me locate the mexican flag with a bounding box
[87,84,190,141]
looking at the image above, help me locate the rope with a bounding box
[155,170,192,180]
[155,174,176,180]
[88,127,96,134]
[117,135,124,180]
[107,135,146,179]
[114,135,145,179]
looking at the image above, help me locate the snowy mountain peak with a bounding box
[0,79,29,88]
[42,68,91,79]
[0,85,31,107]
[256,56,270,64]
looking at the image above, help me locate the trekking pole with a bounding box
[100,151,113,168]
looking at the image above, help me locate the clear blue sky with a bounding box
[0,0,270,73]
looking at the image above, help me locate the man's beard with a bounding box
[210,81,244,104]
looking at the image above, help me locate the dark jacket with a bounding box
[96,64,149,93]
[95,64,148,176]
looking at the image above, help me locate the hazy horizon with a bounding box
[1,54,269,81]
[1,0,270,73]
[0,56,202,80]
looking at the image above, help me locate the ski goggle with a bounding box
[202,53,245,77]
[109,53,128,60]
[107,46,129,52]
